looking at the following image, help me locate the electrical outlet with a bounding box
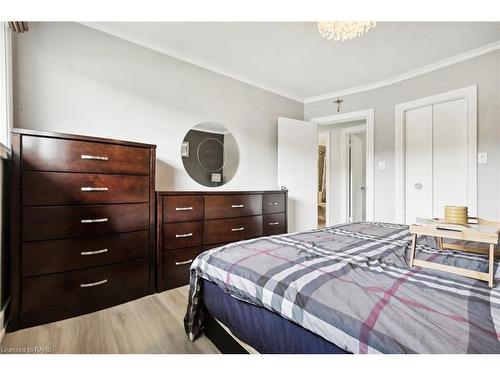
[378,160,386,170]
[478,152,488,164]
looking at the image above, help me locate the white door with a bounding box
[404,99,470,224]
[405,105,433,224]
[278,117,318,232]
[350,133,366,222]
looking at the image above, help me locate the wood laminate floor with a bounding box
[0,286,220,354]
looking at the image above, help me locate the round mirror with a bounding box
[181,122,239,187]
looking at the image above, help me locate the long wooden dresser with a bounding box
[10,129,156,330]
[156,190,288,291]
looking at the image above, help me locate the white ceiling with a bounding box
[84,22,500,102]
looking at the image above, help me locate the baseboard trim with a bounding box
[0,299,11,343]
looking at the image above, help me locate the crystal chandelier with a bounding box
[317,21,376,41]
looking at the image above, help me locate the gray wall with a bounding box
[306,50,500,222]
[12,22,303,191]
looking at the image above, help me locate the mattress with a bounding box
[185,222,500,353]
[203,280,349,354]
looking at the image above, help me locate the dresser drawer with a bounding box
[22,258,149,313]
[22,136,150,175]
[263,213,287,236]
[205,216,262,245]
[23,171,149,206]
[160,247,204,290]
[205,194,262,219]
[163,221,203,250]
[22,231,149,277]
[22,203,149,242]
[163,195,204,223]
[263,193,286,214]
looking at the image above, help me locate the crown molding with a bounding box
[78,22,304,103]
[303,40,500,104]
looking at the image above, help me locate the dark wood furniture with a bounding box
[156,190,288,291]
[9,129,156,330]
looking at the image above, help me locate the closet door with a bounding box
[432,99,468,216]
[405,106,433,224]
[398,86,476,225]
[404,98,472,224]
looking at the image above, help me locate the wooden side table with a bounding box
[409,222,499,287]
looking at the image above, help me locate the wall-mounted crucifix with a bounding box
[334,98,343,113]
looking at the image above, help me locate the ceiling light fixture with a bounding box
[317,21,376,41]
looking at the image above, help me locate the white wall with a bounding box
[13,22,303,191]
[306,50,500,222]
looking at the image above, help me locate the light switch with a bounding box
[478,152,488,164]
[378,160,386,170]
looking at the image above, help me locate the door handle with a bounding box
[414,183,423,190]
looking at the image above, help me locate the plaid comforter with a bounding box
[184,222,500,353]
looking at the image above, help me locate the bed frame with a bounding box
[202,305,249,354]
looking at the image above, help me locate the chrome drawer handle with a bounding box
[175,259,193,266]
[81,218,108,224]
[175,233,193,238]
[269,222,280,226]
[231,227,245,232]
[80,279,108,288]
[231,204,244,208]
[269,202,279,206]
[81,154,108,161]
[175,207,193,211]
[81,187,109,192]
[81,248,108,256]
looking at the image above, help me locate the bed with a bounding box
[184,222,500,354]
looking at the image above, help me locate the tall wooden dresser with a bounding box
[10,129,156,330]
[156,190,288,291]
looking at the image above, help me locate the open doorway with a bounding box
[318,133,328,228]
[278,110,373,232]
[317,117,370,226]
